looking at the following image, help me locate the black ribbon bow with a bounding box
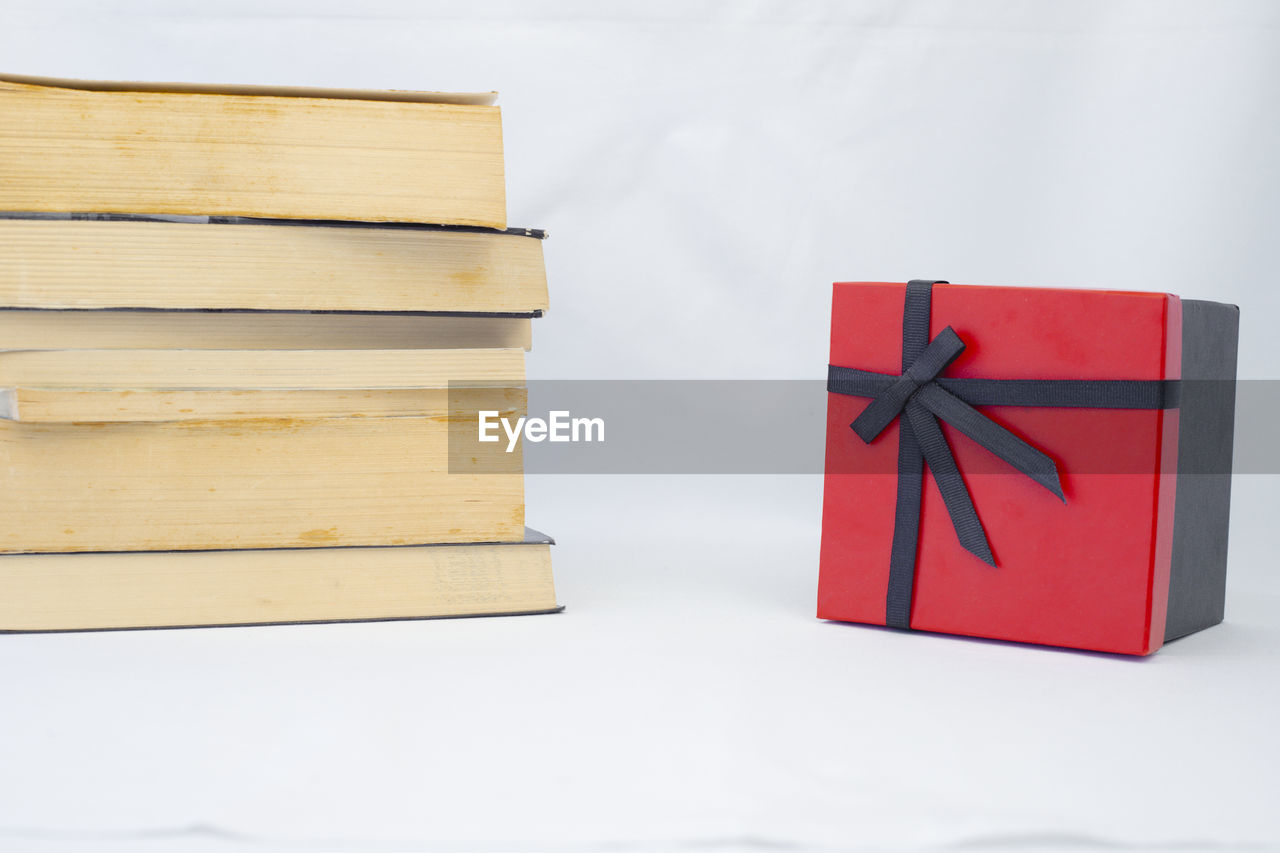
[827,280,1179,629]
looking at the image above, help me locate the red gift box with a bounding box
[818,280,1236,655]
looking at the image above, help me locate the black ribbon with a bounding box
[827,280,1180,629]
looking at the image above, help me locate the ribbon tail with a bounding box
[915,383,1065,501]
[904,401,996,567]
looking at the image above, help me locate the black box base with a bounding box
[1165,299,1239,642]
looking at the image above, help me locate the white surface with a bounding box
[1,2,1278,851]
[2,475,1279,852]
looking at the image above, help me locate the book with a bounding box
[0,348,526,552]
[2,385,518,423]
[0,346,525,390]
[0,309,531,351]
[0,74,506,227]
[0,529,558,632]
[0,215,548,314]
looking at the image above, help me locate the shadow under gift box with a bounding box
[818,282,1239,655]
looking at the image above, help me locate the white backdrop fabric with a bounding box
[1,2,1277,851]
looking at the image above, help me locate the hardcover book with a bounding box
[0,215,547,314]
[0,530,558,632]
[0,349,526,552]
[0,75,507,227]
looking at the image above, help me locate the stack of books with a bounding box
[0,74,558,631]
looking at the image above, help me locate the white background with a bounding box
[1,2,1278,851]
